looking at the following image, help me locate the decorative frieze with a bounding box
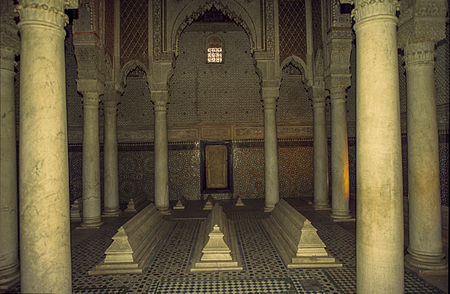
[330,0,352,28]
[201,126,232,140]
[352,0,399,24]
[73,0,96,33]
[15,0,69,29]
[403,41,435,66]
[398,0,447,49]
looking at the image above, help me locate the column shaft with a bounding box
[405,41,446,270]
[103,99,120,217]
[0,48,20,289]
[312,96,329,209]
[154,98,169,212]
[17,1,72,291]
[353,1,404,292]
[330,90,350,218]
[263,96,279,211]
[81,93,103,227]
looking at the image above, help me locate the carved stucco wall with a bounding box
[169,22,261,125]
[161,0,268,59]
[66,18,317,204]
[61,4,448,207]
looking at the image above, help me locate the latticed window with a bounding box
[207,35,223,63]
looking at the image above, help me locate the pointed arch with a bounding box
[170,0,257,57]
[121,60,148,87]
[280,55,308,83]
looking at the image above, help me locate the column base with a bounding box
[157,208,171,215]
[77,219,104,229]
[331,210,354,222]
[405,248,448,272]
[70,216,82,222]
[264,205,275,212]
[102,209,121,218]
[0,263,20,291]
[314,203,331,211]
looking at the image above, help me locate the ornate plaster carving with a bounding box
[171,1,256,57]
[330,0,352,28]
[0,1,20,54]
[121,59,148,87]
[104,53,113,83]
[148,60,174,93]
[153,0,274,61]
[281,56,307,80]
[313,49,324,84]
[153,97,169,112]
[73,0,96,33]
[403,41,435,66]
[77,79,104,96]
[74,42,105,81]
[352,0,399,24]
[398,0,447,48]
[327,39,352,71]
[15,0,70,28]
[327,74,351,89]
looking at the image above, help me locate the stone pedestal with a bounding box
[80,91,103,228]
[152,93,170,214]
[330,87,351,220]
[103,94,120,217]
[353,1,404,293]
[404,41,447,271]
[0,20,20,289]
[311,90,329,210]
[263,94,280,212]
[16,0,75,292]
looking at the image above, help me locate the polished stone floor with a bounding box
[5,198,448,293]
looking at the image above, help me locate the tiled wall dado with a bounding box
[68,140,317,206]
[67,134,448,208]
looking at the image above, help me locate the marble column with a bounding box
[263,90,280,212]
[330,86,351,219]
[0,29,20,289]
[102,93,120,217]
[16,0,74,292]
[404,41,447,270]
[311,89,329,210]
[353,1,404,293]
[81,91,103,228]
[152,92,170,214]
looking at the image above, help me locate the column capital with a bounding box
[263,96,278,110]
[325,38,352,77]
[403,41,435,67]
[352,0,399,25]
[310,87,328,106]
[261,80,280,101]
[77,79,104,95]
[15,0,76,30]
[151,89,169,104]
[103,96,120,109]
[152,92,168,113]
[398,0,447,49]
[326,74,351,92]
[81,92,100,106]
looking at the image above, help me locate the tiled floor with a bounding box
[6,199,448,293]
